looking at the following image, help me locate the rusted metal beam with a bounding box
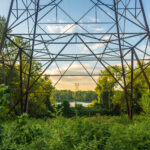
[139,0,150,40]
[113,0,130,119]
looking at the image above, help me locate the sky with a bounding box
[0,0,150,91]
[0,0,150,20]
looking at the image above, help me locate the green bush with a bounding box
[0,84,10,145]
[61,100,74,117]
[1,114,43,149]
[1,115,150,150]
[106,117,150,150]
[0,84,10,117]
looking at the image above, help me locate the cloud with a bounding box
[90,43,101,50]
[44,63,100,90]
[45,63,100,75]
[79,42,103,52]
[89,17,100,22]
[87,25,104,32]
[94,28,104,31]
[138,45,150,51]
[46,24,76,33]
[80,35,110,52]
[56,77,98,91]
[46,17,105,34]
[107,12,113,18]
[90,36,110,50]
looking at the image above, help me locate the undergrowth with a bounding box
[1,115,150,150]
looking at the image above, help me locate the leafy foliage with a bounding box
[53,90,98,102]
[0,84,10,117]
[1,115,150,149]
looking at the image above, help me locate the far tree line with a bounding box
[53,90,98,102]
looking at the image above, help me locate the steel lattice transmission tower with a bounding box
[0,0,150,118]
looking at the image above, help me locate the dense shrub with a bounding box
[106,117,150,150]
[0,114,43,149]
[58,102,120,118]
[61,100,75,117]
[1,115,150,150]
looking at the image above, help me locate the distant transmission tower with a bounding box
[74,83,79,107]
[75,83,79,91]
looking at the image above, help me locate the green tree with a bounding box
[95,65,122,111]
[0,84,10,117]
[0,16,54,117]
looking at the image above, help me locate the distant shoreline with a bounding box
[57,101,91,107]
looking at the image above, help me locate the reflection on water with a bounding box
[57,102,91,107]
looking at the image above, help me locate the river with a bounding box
[57,102,91,107]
